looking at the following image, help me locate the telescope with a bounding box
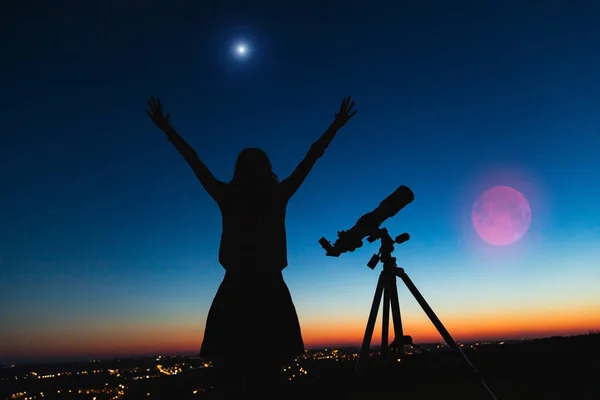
[320,185,498,400]
[319,185,414,257]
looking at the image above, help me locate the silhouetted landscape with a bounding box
[3,332,599,399]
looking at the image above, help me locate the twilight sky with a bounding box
[1,0,599,363]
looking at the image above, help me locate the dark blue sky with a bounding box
[2,1,600,362]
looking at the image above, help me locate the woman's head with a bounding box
[231,148,279,188]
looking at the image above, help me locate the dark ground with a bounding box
[151,333,600,399]
[3,334,599,400]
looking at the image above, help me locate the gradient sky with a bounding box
[1,1,600,364]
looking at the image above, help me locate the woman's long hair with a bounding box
[230,148,279,210]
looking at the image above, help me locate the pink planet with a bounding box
[472,186,531,246]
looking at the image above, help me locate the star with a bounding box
[233,42,250,59]
[236,44,247,55]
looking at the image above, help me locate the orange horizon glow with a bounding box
[3,305,599,361]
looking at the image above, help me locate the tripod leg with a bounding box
[396,268,498,400]
[353,271,386,378]
[382,282,390,357]
[387,275,405,358]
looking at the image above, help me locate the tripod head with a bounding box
[366,228,410,270]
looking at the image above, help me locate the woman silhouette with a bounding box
[146,96,357,398]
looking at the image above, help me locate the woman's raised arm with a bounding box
[280,96,357,200]
[146,97,225,203]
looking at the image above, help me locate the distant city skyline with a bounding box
[0,332,590,365]
[0,336,562,364]
[2,2,599,363]
[3,334,596,399]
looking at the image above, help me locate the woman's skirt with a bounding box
[200,270,304,365]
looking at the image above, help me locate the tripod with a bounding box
[351,227,498,400]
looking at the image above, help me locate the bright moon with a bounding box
[472,185,531,246]
[234,43,248,57]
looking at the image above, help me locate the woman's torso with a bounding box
[217,184,289,278]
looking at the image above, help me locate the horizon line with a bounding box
[4,331,597,366]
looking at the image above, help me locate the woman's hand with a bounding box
[333,96,357,128]
[145,97,174,134]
